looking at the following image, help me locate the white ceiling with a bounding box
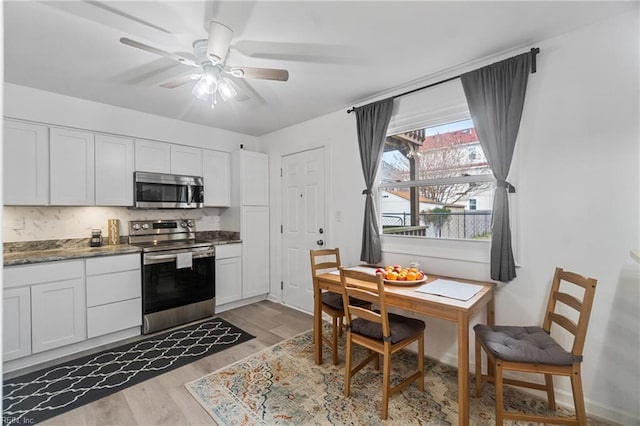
[3,1,634,136]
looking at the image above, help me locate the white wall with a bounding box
[261,8,639,424]
[3,83,257,152]
[2,84,258,242]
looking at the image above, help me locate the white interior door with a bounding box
[281,147,325,313]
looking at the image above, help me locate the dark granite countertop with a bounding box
[3,244,142,266]
[4,232,241,267]
[212,239,242,245]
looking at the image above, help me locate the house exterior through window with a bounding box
[379,119,495,240]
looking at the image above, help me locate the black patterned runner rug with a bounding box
[2,318,255,425]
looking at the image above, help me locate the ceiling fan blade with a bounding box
[120,37,199,68]
[86,1,173,34]
[225,66,289,82]
[233,40,366,65]
[160,73,202,88]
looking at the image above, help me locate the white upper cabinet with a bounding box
[202,149,230,207]
[50,127,95,205]
[241,150,269,206]
[135,139,171,173]
[171,144,203,177]
[95,135,134,206]
[3,119,49,205]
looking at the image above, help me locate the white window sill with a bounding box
[381,234,491,264]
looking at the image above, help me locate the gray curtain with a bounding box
[461,52,531,282]
[355,97,394,264]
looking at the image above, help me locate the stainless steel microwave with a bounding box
[134,172,204,209]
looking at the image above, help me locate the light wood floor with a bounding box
[33,301,313,425]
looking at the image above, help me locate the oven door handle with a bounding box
[144,249,215,263]
[145,254,177,262]
[187,184,192,206]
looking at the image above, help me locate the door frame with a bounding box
[278,143,331,307]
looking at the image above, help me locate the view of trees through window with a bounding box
[379,119,495,240]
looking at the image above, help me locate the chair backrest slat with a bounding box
[548,312,577,336]
[310,248,341,277]
[554,291,582,312]
[344,286,379,306]
[542,267,598,357]
[339,267,389,338]
[350,305,382,323]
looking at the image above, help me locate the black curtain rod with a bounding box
[347,47,539,114]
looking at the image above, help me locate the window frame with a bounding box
[378,116,497,243]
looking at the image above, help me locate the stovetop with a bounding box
[128,219,215,252]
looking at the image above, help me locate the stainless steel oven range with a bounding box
[128,219,215,334]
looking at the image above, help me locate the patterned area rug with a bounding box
[187,328,608,425]
[3,318,254,425]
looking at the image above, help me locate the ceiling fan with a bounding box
[120,20,289,108]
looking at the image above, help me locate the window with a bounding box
[379,119,494,240]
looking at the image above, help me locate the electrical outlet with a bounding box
[12,216,25,230]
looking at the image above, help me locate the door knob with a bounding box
[319,228,324,234]
[316,239,324,246]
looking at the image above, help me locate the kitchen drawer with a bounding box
[87,298,141,338]
[86,253,140,275]
[216,243,241,259]
[3,260,84,289]
[86,270,141,307]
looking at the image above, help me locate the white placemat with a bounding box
[328,265,377,275]
[416,279,483,301]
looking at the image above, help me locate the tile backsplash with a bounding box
[3,206,222,242]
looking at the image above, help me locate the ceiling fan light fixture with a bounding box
[207,21,233,64]
[192,75,217,101]
[218,78,237,101]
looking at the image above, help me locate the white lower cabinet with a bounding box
[31,276,86,353]
[86,254,141,338]
[2,254,141,365]
[215,243,242,306]
[2,287,31,361]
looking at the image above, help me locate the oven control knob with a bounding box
[186,220,194,227]
[141,223,150,230]
[181,222,187,228]
[132,224,141,230]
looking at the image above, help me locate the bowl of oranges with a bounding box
[374,265,427,285]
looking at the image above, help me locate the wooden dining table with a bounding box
[313,269,495,426]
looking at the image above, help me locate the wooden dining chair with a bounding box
[474,267,598,425]
[339,266,425,420]
[309,248,371,365]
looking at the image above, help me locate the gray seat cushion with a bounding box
[321,292,369,310]
[352,312,425,344]
[474,324,581,365]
